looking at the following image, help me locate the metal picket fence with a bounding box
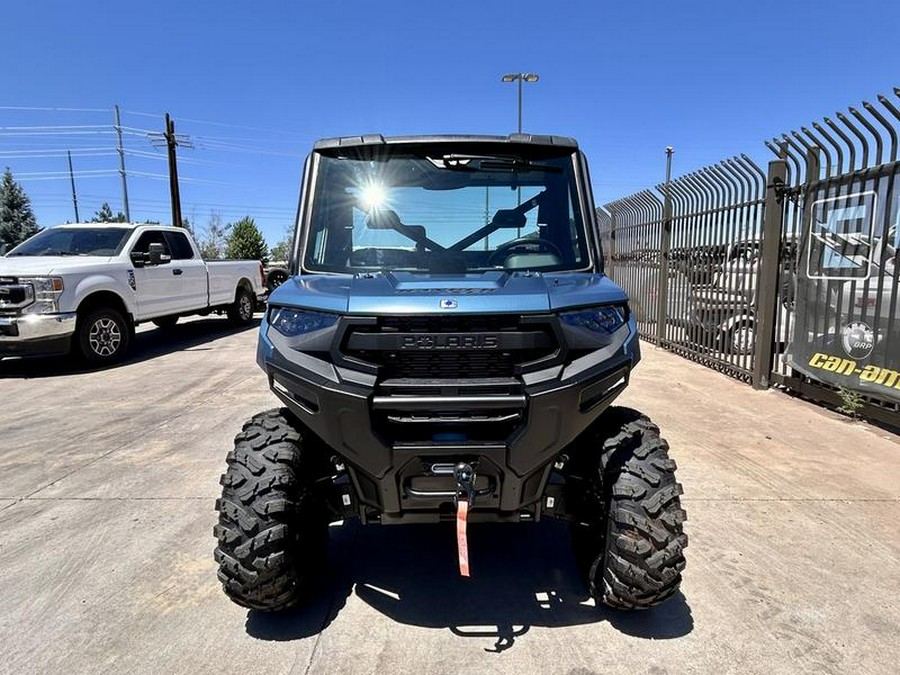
[598,87,900,426]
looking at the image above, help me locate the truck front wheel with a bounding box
[214,409,329,611]
[76,306,131,365]
[571,407,688,609]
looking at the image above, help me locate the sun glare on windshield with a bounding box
[360,182,388,211]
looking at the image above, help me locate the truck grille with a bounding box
[341,314,558,379]
[0,278,30,313]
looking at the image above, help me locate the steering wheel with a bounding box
[488,236,564,266]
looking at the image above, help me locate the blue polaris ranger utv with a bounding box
[214,134,687,611]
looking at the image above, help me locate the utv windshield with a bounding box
[7,227,132,257]
[303,148,592,274]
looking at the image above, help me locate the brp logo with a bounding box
[841,321,875,360]
[440,298,458,309]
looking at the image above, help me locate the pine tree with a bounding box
[0,168,39,249]
[225,216,268,260]
[91,202,127,223]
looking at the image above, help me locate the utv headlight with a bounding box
[19,277,64,315]
[270,307,338,336]
[559,305,627,333]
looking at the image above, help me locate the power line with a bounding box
[0,124,111,131]
[16,169,120,177]
[0,146,113,155]
[122,108,310,137]
[0,106,110,113]
[124,148,244,168]
[0,151,118,160]
[0,130,116,137]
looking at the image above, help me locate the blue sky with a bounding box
[3,0,898,247]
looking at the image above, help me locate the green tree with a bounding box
[269,235,292,263]
[90,202,127,223]
[225,216,268,260]
[0,167,39,249]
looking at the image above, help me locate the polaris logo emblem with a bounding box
[440,298,458,309]
[400,333,500,350]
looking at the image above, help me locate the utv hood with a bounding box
[269,270,628,315]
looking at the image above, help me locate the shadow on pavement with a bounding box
[0,317,261,379]
[245,519,693,650]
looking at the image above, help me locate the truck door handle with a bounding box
[172,269,183,276]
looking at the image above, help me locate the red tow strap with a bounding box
[456,499,470,577]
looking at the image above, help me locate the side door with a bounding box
[130,230,178,319]
[163,230,208,313]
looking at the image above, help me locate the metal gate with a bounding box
[598,87,900,426]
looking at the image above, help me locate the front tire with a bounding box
[226,287,255,326]
[214,409,329,611]
[76,307,131,365]
[571,407,687,609]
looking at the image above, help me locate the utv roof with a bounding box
[313,133,578,152]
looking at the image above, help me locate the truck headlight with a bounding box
[19,277,64,314]
[270,307,338,336]
[559,305,627,334]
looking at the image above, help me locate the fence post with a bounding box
[752,158,788,389]
[608,208,617,279]
[656,147,674,346]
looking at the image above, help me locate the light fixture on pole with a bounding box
[501,72,539,133]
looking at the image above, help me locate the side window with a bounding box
[164,231,195,260]
[132,230,171,256]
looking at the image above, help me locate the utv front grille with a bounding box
[340,314,559,379]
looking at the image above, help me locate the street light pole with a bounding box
[517,77,522,133]
[501,72,539,133]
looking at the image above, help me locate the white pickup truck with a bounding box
[0,223,267,364]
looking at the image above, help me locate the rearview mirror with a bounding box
[491,209,526,229]
[366,208,402,230]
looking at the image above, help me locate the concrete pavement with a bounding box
[0,317,897,674]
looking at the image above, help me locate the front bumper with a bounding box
[0,312,77,357]
[257,315,639,521]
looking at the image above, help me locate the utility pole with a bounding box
[149,114,192,228]
[165,113,183,228]
[67,150,80,222]
[114,105,130,221]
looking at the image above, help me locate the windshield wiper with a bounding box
[440,154,562,173]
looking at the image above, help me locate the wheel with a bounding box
[76,306,131,365]
[266,270,288,293]
[152,316,179,330]
[214,408,329,611]
[226,287,255,325]
[570,407,687,609]
[723,320,755,356]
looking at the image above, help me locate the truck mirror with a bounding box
[148,242,167,266]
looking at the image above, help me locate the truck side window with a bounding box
[164,231,195,260]
[132,231,171,257]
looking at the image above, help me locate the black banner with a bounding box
[786,167,900,402]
